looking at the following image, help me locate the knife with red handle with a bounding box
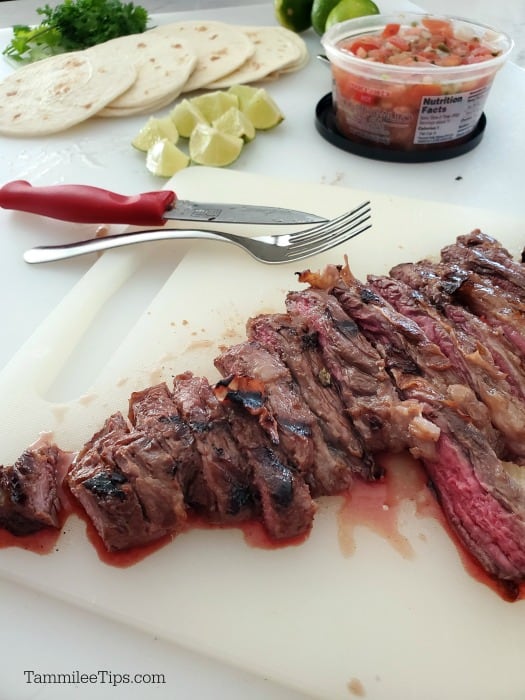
[0,181,326,226]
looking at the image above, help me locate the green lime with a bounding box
[212,107,256,142]
[311,0,342,35]
[146,139,189,177]
[274,0,314,33]
[325,0,379,31]
[170,99,208,138]
[189,124,244,167]
[240,88,284,130]
[132,116,179,152]
[189,91,239,123]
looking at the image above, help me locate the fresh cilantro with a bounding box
[2,0,150,63]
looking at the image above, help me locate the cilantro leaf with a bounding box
[2,0,149,63]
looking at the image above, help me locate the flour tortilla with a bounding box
[262,27,310,79]
[97,33,197,115]
[149,21,255,93]
[0,50,136,136]
[207,26,304,88]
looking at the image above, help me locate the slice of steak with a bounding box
[336,277,503,454]
[426,414,525,589]
[215,339,357,495]
[332,280,525,586]
[248,312,375,488]
[171,372,254,523]
[285,288,417,455]
[68,413,175,551]
[214,377,316,539]
[370,274,525,459]
[441,230,525,299]
[215,341,316,473]
[390,259,525,403]
[446,271,525,362]
[0,441,62,535]
[128,383,211,511]
[286,289,398,452]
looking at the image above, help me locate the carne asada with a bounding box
[1,229,525,596]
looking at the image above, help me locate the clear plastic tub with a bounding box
[321,13,513,152]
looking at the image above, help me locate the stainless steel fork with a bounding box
[23,201,371,265]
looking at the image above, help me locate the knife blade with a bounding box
[0,181,327,226]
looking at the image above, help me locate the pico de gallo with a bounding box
[343,18,502,67]
[322,15,511,151]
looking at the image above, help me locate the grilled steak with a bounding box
[214,375,316,539]
[0,441,62,535]
[332,276,525,585]
[68,411,188,551]
[3,229,525,591]
[248,312,373,488]
[171,372,255,524]
[369,273,525,459]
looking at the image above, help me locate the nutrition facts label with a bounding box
[414,85,490,144]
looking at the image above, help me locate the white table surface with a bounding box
[0,2,524,699]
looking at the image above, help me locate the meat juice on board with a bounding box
[1,449,522,601]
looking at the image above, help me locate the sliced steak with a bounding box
[441,229,525,299]
[171,372,254,523]
[214,377,316,539]
[215,339,357,495]
[248,312,374,487]
[68,412,178,551]
[390,258,525,403]
[0,442,62,535]
[369,274,525,459]
[333,279,525,586]
[286,288,417,455]
[128,383,210,511]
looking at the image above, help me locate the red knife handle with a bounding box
[0,181,176,226]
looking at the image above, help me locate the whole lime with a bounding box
[274,0,314,33]
[325,0,379,31]
[311,0,342,35]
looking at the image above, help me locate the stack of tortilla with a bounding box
[0,21,309,136]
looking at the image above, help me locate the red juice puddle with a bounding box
[337,451,436,559]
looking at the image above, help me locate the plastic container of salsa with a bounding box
[321,13,513,152]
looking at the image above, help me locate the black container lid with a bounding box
[315,93,486,164]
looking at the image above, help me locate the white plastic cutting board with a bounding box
[0,169,524,700]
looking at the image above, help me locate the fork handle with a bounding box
[23,228,238,264]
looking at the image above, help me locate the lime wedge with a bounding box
[241,88,284,130]
[132,116,179,152]
[189,124,244,167]
[146,139,190,177]
[170,99,208,138]
[189,91,239,123]
[212,106,256,142]
[227,84,259,110]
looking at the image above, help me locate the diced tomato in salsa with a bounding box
[330,18,501,150]
[339,18,500,67]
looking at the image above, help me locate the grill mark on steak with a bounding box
[286,288,424,456]
[215,340,357,496]
[214,383,316,539]
[171,372,254,523]
[247,312,376,489]
[68,412,178,551]
[441,230,525,300]
[128,383,210,512]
